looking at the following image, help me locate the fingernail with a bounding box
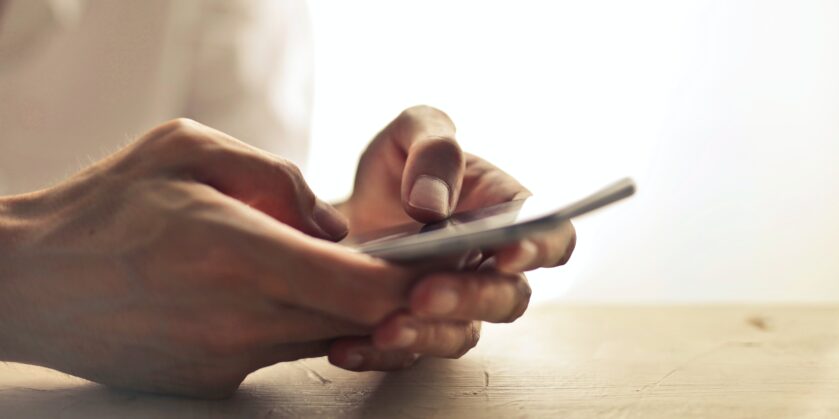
[391,325,418,349]
[427,284,459,315]
[503,240,538,272]
[341,352,363,370]
[408,175,450,217]
[313,199,349,240]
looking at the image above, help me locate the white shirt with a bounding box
[0,0,312,195]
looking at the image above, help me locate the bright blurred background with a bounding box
[305,0,839,303]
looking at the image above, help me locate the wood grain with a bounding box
[1,305,837,418]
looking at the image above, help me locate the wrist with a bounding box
[0,192,42,361]
[0,192,40,252]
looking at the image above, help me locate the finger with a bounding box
[159,301,368,363]
[380,106,465,222]
[227,213,414,326]
[147,118,348,241]
[266,304,371,343]
[328,337,419,372]
[409,271,531,323]
[456,153,532,211]
[191,187,413,326]
[372,314,481,358]
[495,220,577,273]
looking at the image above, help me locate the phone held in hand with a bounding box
[346,178,636,263]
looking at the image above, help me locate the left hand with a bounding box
[328,106,577,371]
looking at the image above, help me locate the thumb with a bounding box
[402,136,464,222]
[389,106,465,222]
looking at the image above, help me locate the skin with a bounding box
[0,107,575,398]
[329,106,576,370]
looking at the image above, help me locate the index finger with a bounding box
[134,118,348,241]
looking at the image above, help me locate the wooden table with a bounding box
[1,305,837,418]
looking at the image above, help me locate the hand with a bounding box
[329,106,577,371]
[0,119,418,398]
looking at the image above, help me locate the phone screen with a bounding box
[346,199,526,248]
[346,178,635,262]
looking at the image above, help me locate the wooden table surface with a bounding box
[1,305,837,418]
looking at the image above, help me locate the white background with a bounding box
[305,0,839,303]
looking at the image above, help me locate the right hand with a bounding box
[0,119,414,398]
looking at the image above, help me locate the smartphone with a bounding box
[346,177,636,262]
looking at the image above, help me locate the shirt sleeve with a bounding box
[180,0,313,166]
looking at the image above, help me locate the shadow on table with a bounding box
[0,382,293,418]
[358,356,490,418]
[0,357,489,418]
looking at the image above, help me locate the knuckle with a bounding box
[401,104,452,123]
[121,119,209,171]
[141,118,197,141]
[396,105,457,135]
[277,158,304,181]
[159,118,216,152]
[166,117,202,139]
[168,117,202,131]
[398,105,429,122]
[271,158,314,204]
[137,118,208,152]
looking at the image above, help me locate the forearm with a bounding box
[0,196,17,360]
